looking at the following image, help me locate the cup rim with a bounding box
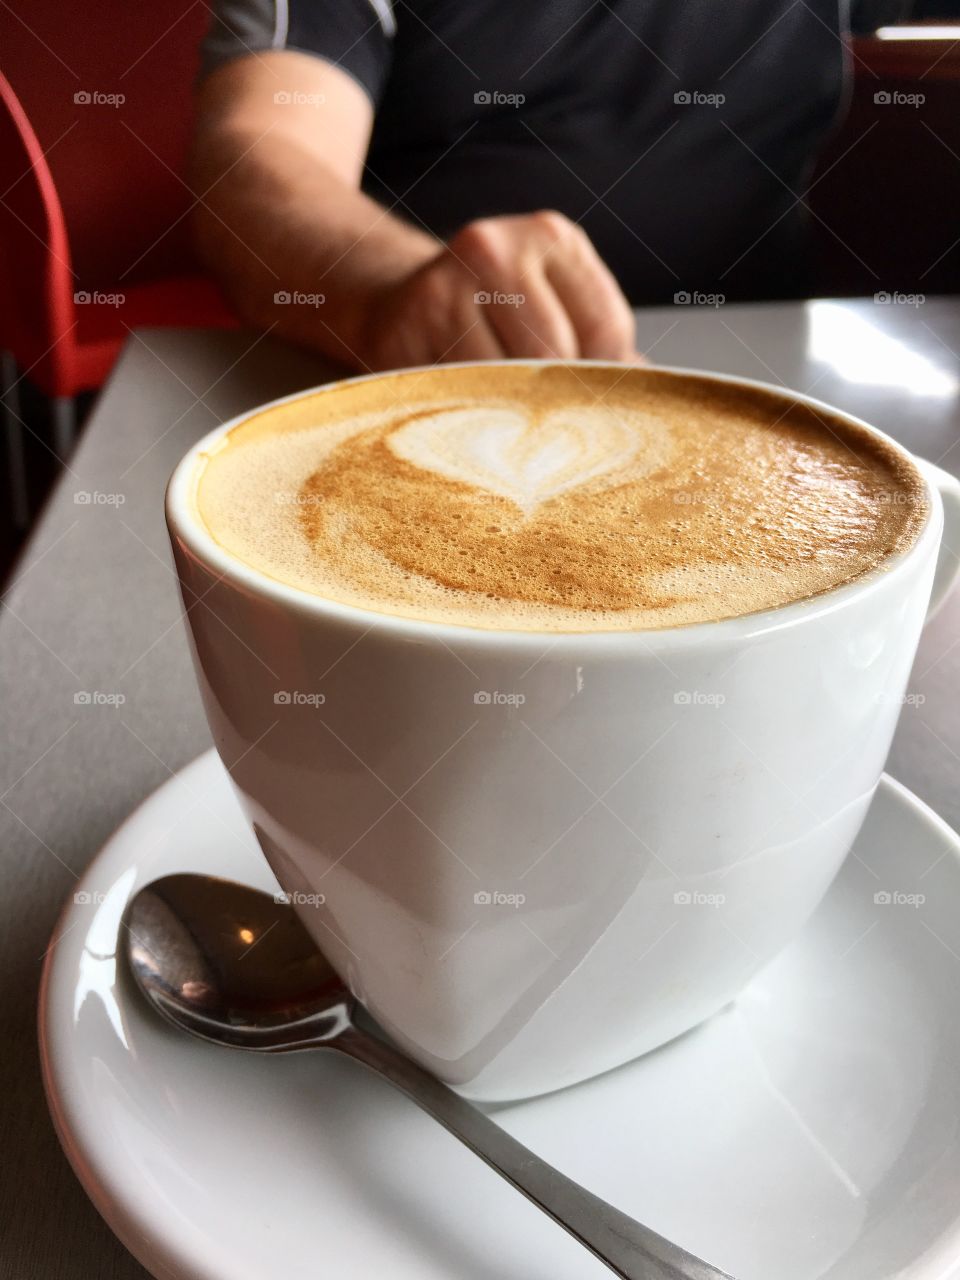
[165,359,942,652]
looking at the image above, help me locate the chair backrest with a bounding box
[0,70,74,362]
[0,1,211,293]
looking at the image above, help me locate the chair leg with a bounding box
[1,350,29,530]
[52,395,76,461]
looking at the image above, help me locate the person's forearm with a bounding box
[191,123,438,368]
[190,48,637,369]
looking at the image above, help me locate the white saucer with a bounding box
[39,751,960,1280]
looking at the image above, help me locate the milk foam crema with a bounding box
[193,364,927,632]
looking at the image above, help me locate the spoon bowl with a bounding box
[126,875,351,1049]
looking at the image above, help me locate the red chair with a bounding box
[0,2,238,515]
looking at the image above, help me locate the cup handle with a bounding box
[915,456,960,621]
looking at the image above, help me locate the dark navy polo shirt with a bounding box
[201,1,863,303]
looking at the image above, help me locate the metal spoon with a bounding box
[124,873,735,1280]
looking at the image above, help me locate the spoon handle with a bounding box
[330,1027,734,1280]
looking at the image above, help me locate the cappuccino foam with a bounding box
[193,364,926,632]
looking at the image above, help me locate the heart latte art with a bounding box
[194,364,926,632]
[386,406,646,513]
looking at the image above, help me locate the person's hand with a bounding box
[362,210,640,369]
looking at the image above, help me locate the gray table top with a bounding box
[2,300,958,1278]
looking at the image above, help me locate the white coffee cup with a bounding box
[166,363,960,1102]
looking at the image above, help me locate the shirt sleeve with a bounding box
[199,0,395,106]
